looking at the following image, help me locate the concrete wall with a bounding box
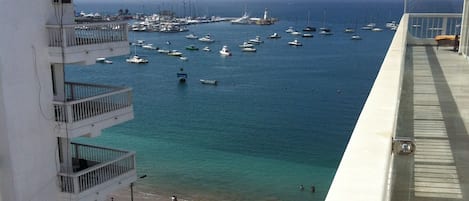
[0,0,60,200]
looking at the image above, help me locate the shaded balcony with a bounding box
[53,82,134,138]
[58,142,136,201]
[47,22,130,65]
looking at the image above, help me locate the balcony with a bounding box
[47,22,130,65]
[326,13,469,201]
[58,142,136,201]
[53,82,134,138]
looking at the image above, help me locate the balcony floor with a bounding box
[391,46,469,201]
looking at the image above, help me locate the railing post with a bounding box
[61,27,67,48]
[65,104,73,123]
[73,176,80,194]
[442,16,448,35]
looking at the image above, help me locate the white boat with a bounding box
[180,56,188,61]
[242,47,257,52]
[198,35,215,43]
[219,45,232,56]
[291,31,302,36]
[136,40,145,46]
[319,29,333,35]
[285,26,295,33]
[157,49,170,54]
[344,28,355,33]
[200,79,218,85]
[239,42,254,48]
[351,34,362,40]
[142,44,157,50]
[96,57,113,64]
[231,11,250,25]
[385,21,397,28]
[371,27,383,32]
[185,33,198,39]
[202,46,211,52]
[269,32,281,39]
[249,36,263,44]
[302,33,313,38]
[126,55,148,64]
[168,50,183,57]
[288,39,302,46]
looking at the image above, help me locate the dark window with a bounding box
[53,0,71,3]
[51,65,56,96]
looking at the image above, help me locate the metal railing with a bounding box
[58,142,136,193]
[408,13,461,39]
[47,22,128,47]
[53,82,132,123]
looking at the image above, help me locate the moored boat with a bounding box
[168,50,183,57]
[219,45,232,56]
[239,42,254,48]
[249,36,263,44]
[288,39,302,46]
[185,45,199,50]
[269,32,281,39]
[242,47,257,52]
[198,35,215,43]
[202,46,211,52]
[185,33,198,39]
[126,55,148,64]
[200,79,218,85]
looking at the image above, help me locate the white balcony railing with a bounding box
[58,142,136,194]
[47,22,128,47]
[53,82,132,123]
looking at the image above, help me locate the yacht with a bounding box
[303,26,316,32]
[142,44,157,50]
[319,28,333,35]
[285,26,295,33]
[199,35,215,43]
[249,36,263,44]
[219,45,232,56]
[202,46,211,52]
[185,44,199,51]
[168,50,183,57]
[242,47,257,52]
[344,28,355,33]
[231,11,250,25]
[291,31,302,36]
[372,27,383,32]
[185,33,198,39]
[126,55,148,64]
[269,32,281,39]
[96,57,113,64]
[239,42,254,48]
[157,49,170,54]
[200,79,218,85]
[351,34,362,40]
[288,39,303,46]
[302,33,313,38]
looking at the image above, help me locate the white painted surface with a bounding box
[325,14,409,201]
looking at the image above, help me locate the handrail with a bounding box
[325,14,409,201]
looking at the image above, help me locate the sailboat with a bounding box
[351,19,362,40]
[126,40,148,64]
[319,10,333,35]
[303,10,316,32]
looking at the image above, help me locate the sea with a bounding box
[70,1,403,200]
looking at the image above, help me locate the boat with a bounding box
[291,31,302,36]
[96,57,113,64]
[202,46,211,52]
[126,55,148,64]
[249,36,263,44]
[269,32,281,39]
[319,10,332,35]
[303,11,316,32]
[351,34,362,40]
[142,44,157,50]
[385,21,397,28]
[168,50,183,57]
[177,68,188,83]
[319,28,333,35]
[185,45,199,51]
[219,45,232,56]
[361,23,376,30]
[185,33,198,39]
[302,33,313,38]
[180,57,188,61]
[288,39,302,46]
[157,49,170,54]
[242,47,257,52]
[285,26,295,33]
[200,79,218,85]
[198,35,215,43]
[231,10,251,25]
[344,28,355,33]
[371,27,383,32]
[239,42,254,48]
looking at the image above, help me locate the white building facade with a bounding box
[0,0,135,201]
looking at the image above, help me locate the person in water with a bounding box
[311,185,316,193]
[299,184,304,191]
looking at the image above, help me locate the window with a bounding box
[53,0,71,4]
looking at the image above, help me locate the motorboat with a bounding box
[157,49,170,54]
[371,27,383,32]
[219,45,232,56]
[302,33,313,38]
[198,35,215,43]
[126,55,148,64]
[180,57,188,61]
[142,44,157,50]
[168,50,183,57]
[291,31,302,36]
[202,46,211,52]
[200,79,218,85]
[385,21,397,28]
[185,33,198,39]
[285,26,295,33]
[242,47,257,52]
[344,28,355,33]
[185,45,199,50]
[351,34,362,40]
[361,23,375,30]
[269,32,281,39]
[239,42,254,48]
[249,36,263,44]
[288,39,302,46]
[96,57,112,64]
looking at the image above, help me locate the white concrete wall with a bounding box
[325,14,409,201]
[0,0,60,200]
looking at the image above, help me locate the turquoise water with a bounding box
[71,1,400,200]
